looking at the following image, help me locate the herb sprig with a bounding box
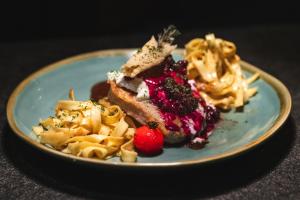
[157,25,181,47]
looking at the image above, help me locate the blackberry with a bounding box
[206,106,220,123]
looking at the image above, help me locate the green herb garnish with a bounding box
[157,25,181,47]
[147,121,158,129]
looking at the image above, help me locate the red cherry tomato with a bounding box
[133,123,164,155]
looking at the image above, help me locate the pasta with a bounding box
[32,89,137,162]
[185,33,259,109]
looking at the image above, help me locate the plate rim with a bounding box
[6,49,292,168]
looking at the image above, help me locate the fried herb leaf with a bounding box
[158,25,181,47]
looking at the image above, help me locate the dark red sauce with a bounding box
[144,56,220,144]
[90,81,110,101]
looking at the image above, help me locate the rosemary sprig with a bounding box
[157,25,181,47]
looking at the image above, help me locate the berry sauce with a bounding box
[144,56,220,144]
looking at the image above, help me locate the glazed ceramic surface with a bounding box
[7,49,291,168]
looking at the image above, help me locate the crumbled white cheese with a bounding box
[136,81,150,100]
[188,79,197,91]
[107,70,124,83]
[107,71,150,100]
[196,106,206,118]
[187,119,197,135]
[191,137,206,144]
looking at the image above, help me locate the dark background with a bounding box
[1,1,299,42]
[1,1,300,200]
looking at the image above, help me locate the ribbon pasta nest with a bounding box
[32,89,137,162]
[185,34,259,109]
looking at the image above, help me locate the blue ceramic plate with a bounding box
[7,49,291,168]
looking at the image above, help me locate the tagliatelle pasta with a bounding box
[185,34,259,109]
[32,89,137,162]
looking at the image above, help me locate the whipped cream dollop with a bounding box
[107,71,150,101]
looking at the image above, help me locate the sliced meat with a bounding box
[108,81,186,144]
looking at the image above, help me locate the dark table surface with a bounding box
[0,24,299,200]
